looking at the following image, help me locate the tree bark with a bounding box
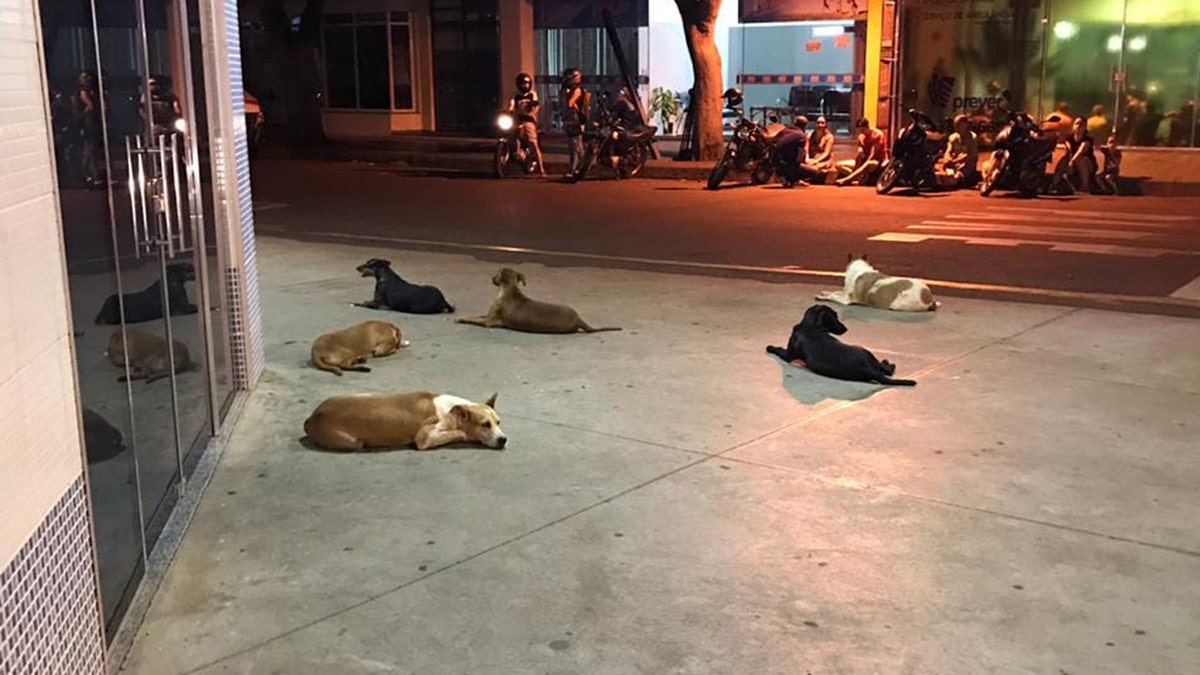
[675,0,724,161]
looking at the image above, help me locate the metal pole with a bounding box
[1037,0,1051,121]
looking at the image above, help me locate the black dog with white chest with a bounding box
[95,263,197,325]
[767,305,916,386]
[354,258,454,314]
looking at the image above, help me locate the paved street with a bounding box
[250,159,1200,310]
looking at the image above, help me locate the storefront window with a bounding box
[322,11,417,111]
[729,21,857,134]
[900,0,1200,148]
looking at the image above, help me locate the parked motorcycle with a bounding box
[493,107,541,178]
[980,110,1059,197]
[566,99,656,183]
[877,109,944,194]
[707,88,786,190]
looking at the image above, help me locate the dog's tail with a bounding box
[579,320,622,333]
[877,376,917,387]
[766,345,787,359]
[442,300,455,313]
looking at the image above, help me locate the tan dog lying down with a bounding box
[107,328,191,383]
[817,255,938,312]
[311,320,408,375]
[303,392,505,451]
[457,267,620,334]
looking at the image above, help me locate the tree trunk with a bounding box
[675,0,724,161]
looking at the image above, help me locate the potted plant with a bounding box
[648,86,681,135]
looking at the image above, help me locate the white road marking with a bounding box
[913,221,1151,240]
[1170,275,1200,300]
[868,232,1196,257]
[948,212,1191,229]
[253,201,290,212]
[985,206,1193,222]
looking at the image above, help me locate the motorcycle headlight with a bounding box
[173,117,187,133]
[611,130,620,140]
[496,114,514,131]
[735,126,749,140]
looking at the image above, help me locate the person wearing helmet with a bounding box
[507,72,545,176]
[561,67,589,176]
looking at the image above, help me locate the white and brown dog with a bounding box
[303,391,506,451]
[816,255,938,312]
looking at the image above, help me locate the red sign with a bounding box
[805,40,823,53]
[834,34,851,49]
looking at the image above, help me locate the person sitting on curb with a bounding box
[940,114,979,188]
[1098,134,1122,195]
[1053,117,1100,194]
[799,115,836,184]
[772,116,810,188]
[836,118,888,187]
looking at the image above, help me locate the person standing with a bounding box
[74,71,103,188]
[1087,105,1111,143]
[560,68,589,178]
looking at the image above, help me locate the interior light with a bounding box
[1053,21,1077,40]
[1106,34,1123,52]
[812,25,846,37]
[1129,35,1147,52]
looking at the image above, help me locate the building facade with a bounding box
[271,0,876,139]
[1,0,263,667]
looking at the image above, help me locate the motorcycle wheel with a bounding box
[493,142,509,179]
[750,162,774,185]
[707,152,734,190]
[618,143,648,179]
[876,160,902,194]
[980,155,1005,197]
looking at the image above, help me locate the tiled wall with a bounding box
[0,0,106,667]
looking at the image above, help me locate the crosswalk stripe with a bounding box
[868,232,1199,257]
[913,221,1152,240]
[947,212,1191,229]
[1170,275,1200,300]
[985,206,1193,223]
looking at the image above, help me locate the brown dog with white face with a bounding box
[456,267,620,334]
[107,328,191,383]
[311,320,408,375]
[303,392,506,451]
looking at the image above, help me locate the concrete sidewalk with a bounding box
[121,237,1200,674]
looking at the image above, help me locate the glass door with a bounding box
[37,0,232,637]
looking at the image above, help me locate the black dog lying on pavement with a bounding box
[95,262,197,324]
[354,258,454,314]
[766,304,916,386]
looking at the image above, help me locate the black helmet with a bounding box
[722,87,744,107]
[516,72,533,93]
[562,68,582,88]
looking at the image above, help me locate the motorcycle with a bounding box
[566,100,656,183]
[493,106,541,178]
[980,110,1059,197]
[877,109,944,195]
[707,88,786,190]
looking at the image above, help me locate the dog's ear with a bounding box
[484,393,498,410]
[847,253,853,264]
[377,259,391,267]
[451,405,470,423]
[517,272,526,286]
[861,254,868,263]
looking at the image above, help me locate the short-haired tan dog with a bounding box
[303,392,506,451]
[107,328,191,383]
[816,255,938,312]
[456,267,620,334]
[311,320,408,376]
